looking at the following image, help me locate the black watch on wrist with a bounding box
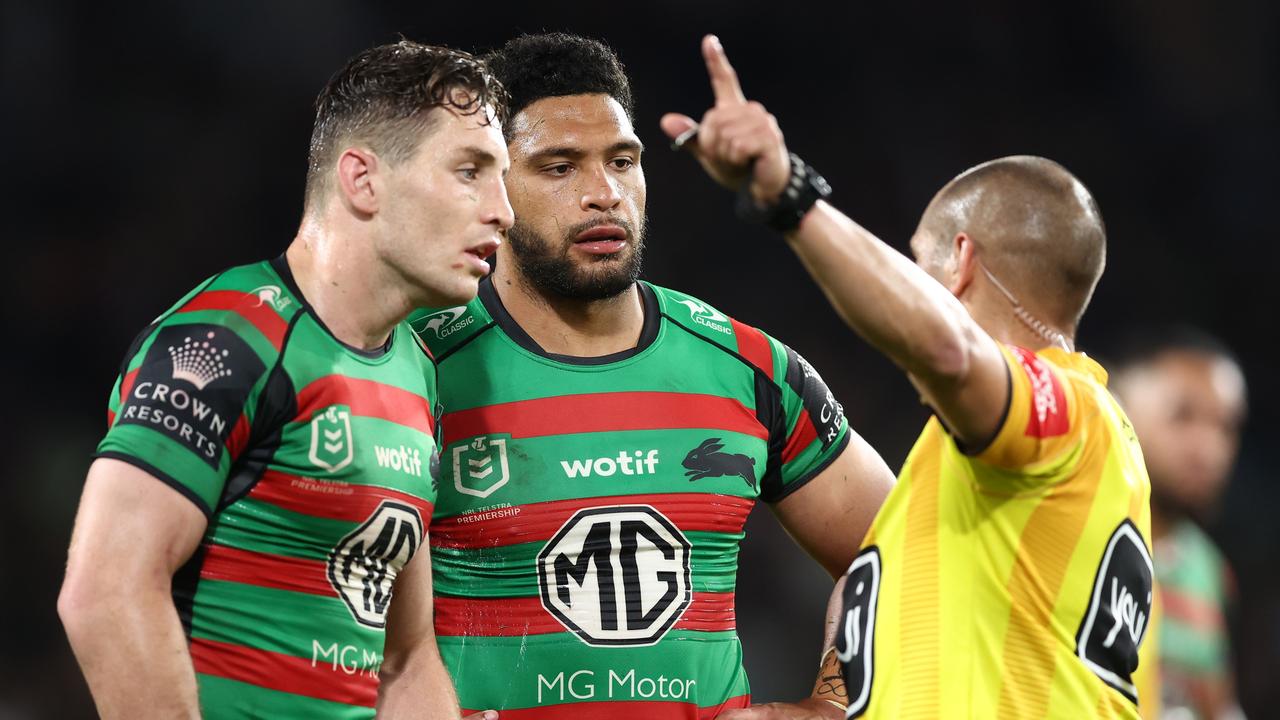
[735,153,832,233]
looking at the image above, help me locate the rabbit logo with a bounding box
[682,438,757,490]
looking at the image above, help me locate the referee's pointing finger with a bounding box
[703,35,746,106]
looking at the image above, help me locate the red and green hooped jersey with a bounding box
[410,279,850,719]
[96,257,441,719]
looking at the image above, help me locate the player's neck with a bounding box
[491,262,645,357]
[286,221,410,351]
[969,290,1075,353]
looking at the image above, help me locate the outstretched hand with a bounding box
[661,35,791,204]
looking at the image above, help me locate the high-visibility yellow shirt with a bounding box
[837,345,1154,719]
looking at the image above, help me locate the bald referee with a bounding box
[665,36,1153,719]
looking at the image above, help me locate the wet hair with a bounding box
[304,40,508,209]
[918,155,1106,332]
[483,32,634,139]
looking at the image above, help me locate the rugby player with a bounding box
[57,41,512,719]
[1112,328,1247,720]
[665,35,1153,719]
[409,33,894,718]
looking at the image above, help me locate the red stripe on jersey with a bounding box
[461,695,750,719]
[199,543,332,596]
[441,392,766,447]
[780,412,818,464]
[435,591,735,637]
[248,470,434,525]
[730,319,773,378]
[225,414,251,460]
[295,375,436,437]
[190,636,377,707]
[178,290,289,350]
[119,368,140,406]
[1010,346,1070,438]
[431,493,753,549]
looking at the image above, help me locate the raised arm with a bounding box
[661,35,1009,448]
[58,458,208,719]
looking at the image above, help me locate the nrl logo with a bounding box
[418,307,474,339]
[675,298,731,334]
[249,285,291,312]
[309,405,354,473]
[452,435,510,498]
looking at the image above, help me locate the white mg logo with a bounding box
[537,505,691,647]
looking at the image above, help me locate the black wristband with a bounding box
[735,153,832,233]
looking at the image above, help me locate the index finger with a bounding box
[702,34,746,106]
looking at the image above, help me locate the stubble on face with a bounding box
[506,214,645,301]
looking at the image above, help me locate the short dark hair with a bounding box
[919,155,1107,332]
[305,40,508,209]
[484,33,634,138]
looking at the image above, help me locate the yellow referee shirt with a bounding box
[837,345,1153,719]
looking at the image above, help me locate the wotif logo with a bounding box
[675,299,731,334]
[419,307,473,339]
[561,450,660,478]
[374,444,423,477]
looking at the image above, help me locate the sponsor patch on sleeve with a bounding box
[783,345,845,451]
[114,323,265,467]
[1010,346,1069,438]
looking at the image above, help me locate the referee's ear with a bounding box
[946,232,978,299]
[336,146,381,217]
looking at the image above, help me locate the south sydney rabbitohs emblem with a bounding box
[327,500,424,628]
[683,437,757,490]
[309,405,355,473]
[537,505,692,647]
[418,306,474,339]
[452,435,510,498]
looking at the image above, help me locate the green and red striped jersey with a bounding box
[96,257,441,719]
[409,279,849,719]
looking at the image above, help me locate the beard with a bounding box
[506,215,646,301]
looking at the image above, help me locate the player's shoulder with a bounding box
[647,282,781,378]
[142,259,302,367]
[408,292,492,360]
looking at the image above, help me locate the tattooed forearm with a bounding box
[813,646,848,704]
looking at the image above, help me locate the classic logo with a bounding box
[249,284,291,312]
[327,500,423,628]
[309,405,355,473]
[836,547,881,718]
[418,306,474,339]
[167,331,233,391]
[682,438,757,490]
[675,298,731,334]
[537,505,692,647]
[1075,519,1154,703]
[452,435,510,498]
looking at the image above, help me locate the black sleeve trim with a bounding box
[761,429,852,504]
[92,451,214,519]
[956,360,1014,457]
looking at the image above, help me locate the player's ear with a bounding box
[336,146,380,217]
[948,232,977,298]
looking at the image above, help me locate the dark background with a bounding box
[4,0,1277,716]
